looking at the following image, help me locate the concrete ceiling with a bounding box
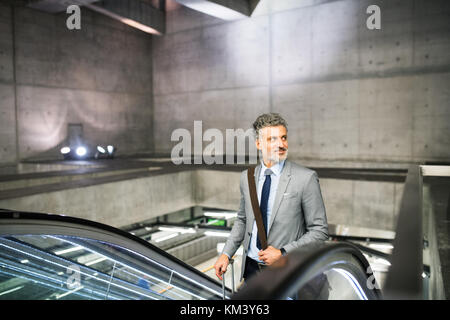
[16,0,261,35]
[25,0,165,35]
[27,0,98,13]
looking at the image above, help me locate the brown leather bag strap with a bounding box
[247,166,268,250]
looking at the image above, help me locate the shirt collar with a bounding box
[260,159,285,177]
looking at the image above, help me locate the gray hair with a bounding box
[253,113,288,140]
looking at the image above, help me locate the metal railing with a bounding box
[200,256,237,300]
[383,165,423,299]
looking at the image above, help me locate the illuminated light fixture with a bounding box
[82,3,162,35]
[120,17,162,35]
[158,226,196,234]
[0,286,24,297]
[60,147,71,155]
[204,211,237,220]
[61,146,72,160]
[75,146,87,157]
[107,145,115,154]
[54,246,84,255]
[204,231,230,238]
[175,0,247,21]
[97,146,106,154]
[20,259,29,264]
[95,145,108,159]
[421,165,450,177]
[106,145,116,159]
[85,257,107,266]
[154,232,179,243]
[96,145,116,159]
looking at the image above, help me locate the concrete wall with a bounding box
[0,5,16,166]
[0,169,403,230]
[0,170,195,228]
[0,4,154,167]
[0,168,402,231]
[152,0,450,165]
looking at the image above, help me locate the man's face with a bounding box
[255,125,288,165]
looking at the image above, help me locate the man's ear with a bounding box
[255,138,262,151]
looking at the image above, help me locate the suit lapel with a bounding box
[268,160,292,233]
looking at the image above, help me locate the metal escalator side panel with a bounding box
[0,210,230,300]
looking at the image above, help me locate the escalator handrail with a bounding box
[0,208,231,298]
[344,240,391,261]
[232,241,383,300]
[383,165,423,299]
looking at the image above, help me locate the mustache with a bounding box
[276,147,288,151]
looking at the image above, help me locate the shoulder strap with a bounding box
[247,166,268,250]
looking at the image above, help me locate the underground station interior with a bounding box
[0,0,449,303]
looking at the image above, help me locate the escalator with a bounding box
[232,241,383,300]
[0,209,382,300]
[0,209,229,300]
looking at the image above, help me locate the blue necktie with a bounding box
[257,168,272,250]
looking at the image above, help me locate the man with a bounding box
[214,113,329,283]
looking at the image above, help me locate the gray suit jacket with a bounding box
[222,160,329,280]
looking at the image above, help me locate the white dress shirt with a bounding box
[247,159,286,263]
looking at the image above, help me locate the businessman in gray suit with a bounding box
[214,113,329,282]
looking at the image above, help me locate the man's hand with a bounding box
[214,254,230,280]
[258,246,282,265]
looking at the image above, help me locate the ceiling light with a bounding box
[204,211,237,219]
[97,146,106,153]
[76,146,87,157]
[204,231,230,237]
[60,147,71,155]
[55,246,84,255]
[154,233,179,243]
[158,226,196,234]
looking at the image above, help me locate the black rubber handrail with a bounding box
[344,240,391,261]
[383,165,423,299]
[232,241,383,300]
[0,208,231,299]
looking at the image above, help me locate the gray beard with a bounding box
[260,149,288,164]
